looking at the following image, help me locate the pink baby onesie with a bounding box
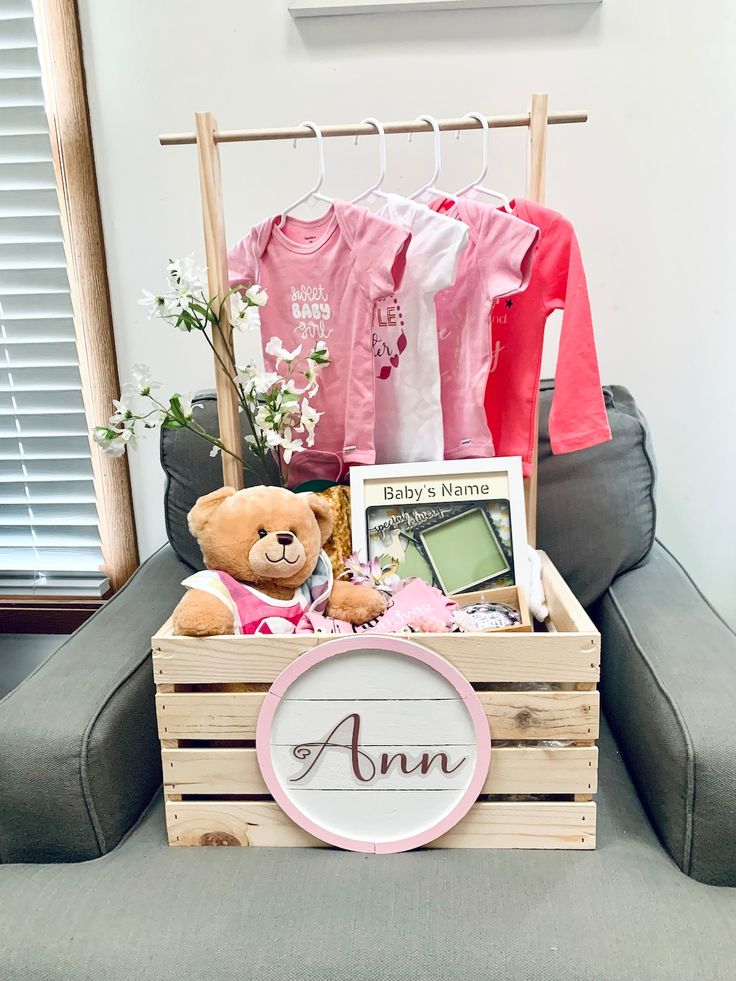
[228,201,410,486]
[429,197,539,459]
[484,199,611,474]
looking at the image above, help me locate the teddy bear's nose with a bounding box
[276,532,294,546]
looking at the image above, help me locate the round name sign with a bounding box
[256,635,491,853]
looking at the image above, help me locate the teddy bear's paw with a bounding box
[326,579,387,626]
[354,584,388,623]
[172,592,235,637]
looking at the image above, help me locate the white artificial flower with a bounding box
[264,337,301,365]
[130,364,161,395]
[265,337,286,360]
[209,445,221,458]
[93,426,134,458]
[301,399,324,433]
[120,386,164,421]
[310,340,329,364]
[167,255,205,296]
[121,384,144,409]
[230,293,260,332]
[264,428,282,449]
[281,344,302,364]
[245,283,268,307]
[279,428,304,464]
[141,405,167,428]
[233,376,255,400]
[93,426,113,448]
[252,371,281,396]
[234,362,258,391]
[178,393,202,420]
[138,290,172,319]
[255,405,274,430]
[109,398,133,425]
[299,400,322,445]
[170,292,190,314]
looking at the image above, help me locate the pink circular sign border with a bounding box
[255,634,491,854]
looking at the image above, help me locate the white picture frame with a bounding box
[350,457,528,594]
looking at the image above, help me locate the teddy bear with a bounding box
[172,485,386,636]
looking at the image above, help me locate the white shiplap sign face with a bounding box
[256,635,491,853]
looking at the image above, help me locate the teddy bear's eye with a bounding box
[258,528,267,539]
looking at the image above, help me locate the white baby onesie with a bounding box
[372,194,468,463]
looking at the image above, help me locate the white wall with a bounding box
[79,0,736,626]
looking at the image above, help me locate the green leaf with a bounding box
[189,302,211,321]
[168,394,187,425]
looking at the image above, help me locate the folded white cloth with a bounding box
[526,546,549,622]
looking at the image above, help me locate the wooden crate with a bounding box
[453,583,532,632]
[152,552,599,849]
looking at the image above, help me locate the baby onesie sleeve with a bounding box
[227,232,257,290]
[228,218,276,290]
[412,209,469,295]
[540,214,612,455]
[352,209,412,299]
[480,209,539,303]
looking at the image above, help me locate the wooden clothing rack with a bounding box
[159,94,588,546]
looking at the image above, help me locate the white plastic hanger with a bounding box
[279,120,333,225]
[408,114,456,203]
[351,117,389,205]
[455,111,513,213]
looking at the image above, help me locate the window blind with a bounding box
[0,0,107,596]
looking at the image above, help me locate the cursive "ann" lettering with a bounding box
[290,713,467,783]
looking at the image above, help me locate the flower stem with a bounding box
[199,326,270,478]
[144,394,259,479]
[208,315,278,483]
[186,420,251,470]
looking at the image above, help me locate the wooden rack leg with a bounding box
[195,112,243,490]
[524,93,549,548]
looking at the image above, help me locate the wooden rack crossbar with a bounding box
[159,95,588,544]
[159,110,587,146]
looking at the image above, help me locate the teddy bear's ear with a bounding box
[307,493,334,546]
[188,486,236,538]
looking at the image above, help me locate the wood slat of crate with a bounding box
[157,689,599,741]
[153,629,599,685]
[165,800,596,849]
[163,745,598,796]
[153,552,600,850]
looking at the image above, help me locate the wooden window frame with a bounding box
[32,0,138,592]
[1,0,138,630]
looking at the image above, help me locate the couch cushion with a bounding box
[0,545,191,863]
[537,382,657,606]
[597,541,736,886]
[161,394,278,571]
[1,720,735,981]
[162,384,657,605]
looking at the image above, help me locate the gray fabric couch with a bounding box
[1,383,734,981]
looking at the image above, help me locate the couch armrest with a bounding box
[0,545,189,864]
[596,541,736,885]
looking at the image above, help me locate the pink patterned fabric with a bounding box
[181,551,334,635]
[215,571,308,634]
